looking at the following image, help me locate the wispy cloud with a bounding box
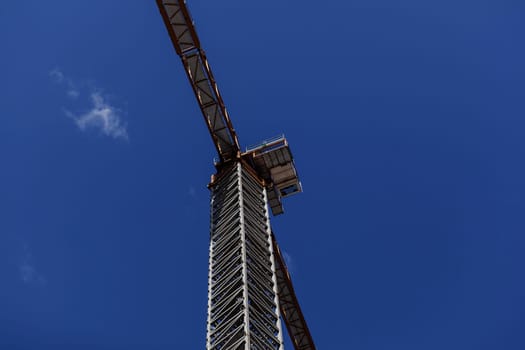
[49,68,79,99]
[19,245,46,286]
[49,68,65,83]
[66,92,128,140]
[50,68,128,140]
[67,89,80,99]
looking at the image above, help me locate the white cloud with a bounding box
[49,68,128,140]
[50,68,79,99]
[66,92,128,140]
[67,88,80,99]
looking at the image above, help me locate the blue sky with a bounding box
[1,0,525,349]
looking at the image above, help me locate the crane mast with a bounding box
[156,1,316,349]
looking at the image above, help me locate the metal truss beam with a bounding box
[208,163,284,350]
[272,234,316,350]
[157,0,240,162]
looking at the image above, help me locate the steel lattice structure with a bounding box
[156,1,316,349]
[208,163,283,350]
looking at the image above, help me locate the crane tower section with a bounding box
[208,162,283,350]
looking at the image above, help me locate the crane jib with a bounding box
[157,0,240,162]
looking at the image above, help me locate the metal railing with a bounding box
[245,134,286,153]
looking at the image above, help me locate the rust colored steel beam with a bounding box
[272,233,316,350]
[157,0,240,163]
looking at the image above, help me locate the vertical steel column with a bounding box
[207,162,284,350]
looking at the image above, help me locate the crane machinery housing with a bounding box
[156,1,316,349]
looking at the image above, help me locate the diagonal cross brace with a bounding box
[157,0,240,162]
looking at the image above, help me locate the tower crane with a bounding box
[156,1,316,349]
